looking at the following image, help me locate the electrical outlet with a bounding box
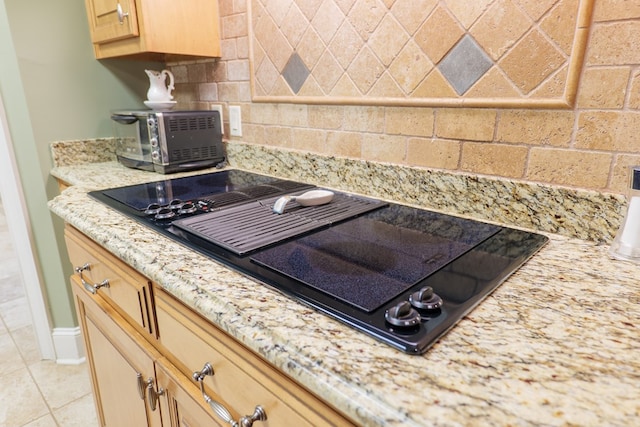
[229,105,242,137]
[210,104,224,134]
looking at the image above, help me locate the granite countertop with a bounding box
[49,159,639,426]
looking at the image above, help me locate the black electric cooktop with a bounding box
[90,169,548,354]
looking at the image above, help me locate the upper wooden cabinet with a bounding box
[84,0,221,60]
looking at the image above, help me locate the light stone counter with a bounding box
[48,142,639,426]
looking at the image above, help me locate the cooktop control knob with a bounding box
[409,286,443,311]
[385,301,421,328]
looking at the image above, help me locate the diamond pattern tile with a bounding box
[439,35,493,95]
[250,0,592,105]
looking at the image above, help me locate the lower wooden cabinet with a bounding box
[65,225,355,426]
[73,275,163,427]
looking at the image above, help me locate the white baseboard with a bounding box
[52,327,86,365]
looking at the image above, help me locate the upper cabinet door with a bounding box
[85,0,139,44]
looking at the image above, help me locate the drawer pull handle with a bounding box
[192,363,267,427]
[146,379,164,412]
[74,263,110,294]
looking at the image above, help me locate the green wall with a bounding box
[0,0,161,330]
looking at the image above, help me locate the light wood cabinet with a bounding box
[72,275,163,426]
[64,225,356,426]
[83,0,221,60]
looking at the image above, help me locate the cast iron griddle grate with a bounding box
[172,192,387,255]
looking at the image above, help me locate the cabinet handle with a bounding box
[74,263,110,295]
[136,373,145,400]
[146,379,164,412]
[192,363,267,427]
[116,3,129,24]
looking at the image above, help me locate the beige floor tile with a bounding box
[0,273,25,303]
[52,393,99,427]
[21,414,58,427]
[0,367,50,426]
[0,296,33,331]
[0,332,25,377]
[28,361,93,410]
[12,325,42,365]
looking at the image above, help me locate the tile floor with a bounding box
[0,200,98,427]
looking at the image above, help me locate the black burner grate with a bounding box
[173,192,386,255]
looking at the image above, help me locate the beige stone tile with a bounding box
[587,21,640,66]
[329,21,364,69]
[540,0,580,54]
[471,0,533,60]
[221,13,248,39]
[577,67,630,109]
[292,128,328,153]
[466,67,521,98]
[499,29,566,94]
[361,134,407,163]
[343,106,385,133]
[530,65,569,99]
[281,5,308,47]
[0,296,32,332]
[407,138,461,169]
[446,0,494,29]
[277,103,308,127]
[0,367,49,426]
[593,0,640,21]
[313,0,345,44]
[349,0,386,41]
[575,111,640,152]
[527,148,612,188]
[22,414,57,427]
[376,82,408,106]
[52,393,99,427]
[461,142,528,178]
[314,50,344,93]
[412,69,458,98]
[0,274,24,303]
[369,14,408,67]
[330,74,362,97]
[514,0,558,21]
[385,107,434,137]
[27,361,92,410]
[435,108,497,141]
[0,332,24,377]
[265,126,293,148]
[415,6,464,64]
[326,131,362,158]
[388,40,433,94]
[627,69,640,110]
[308,105,343,130]
[296,27,326,72]
[12,325,41,365]
[496,110,574,147]
[348,47,385,94]
[391,0,438,35]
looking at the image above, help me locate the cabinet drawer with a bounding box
[154,287,354,427]
[65,226,156,337]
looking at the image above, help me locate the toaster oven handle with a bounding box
[110,114,139,124]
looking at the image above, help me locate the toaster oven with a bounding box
[111,110,225,174]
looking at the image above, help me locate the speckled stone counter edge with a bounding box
[50,138,626,243]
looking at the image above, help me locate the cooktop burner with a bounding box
[89,169,548,354]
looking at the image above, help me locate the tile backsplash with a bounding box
[168,0,640,194]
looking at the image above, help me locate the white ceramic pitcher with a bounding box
[145,69,175,102]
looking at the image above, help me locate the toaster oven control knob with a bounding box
[151,151,160,161]
[409,286,443,311]
[385,301,421,328]
[147,117,156,127]
[150,137,158,147]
